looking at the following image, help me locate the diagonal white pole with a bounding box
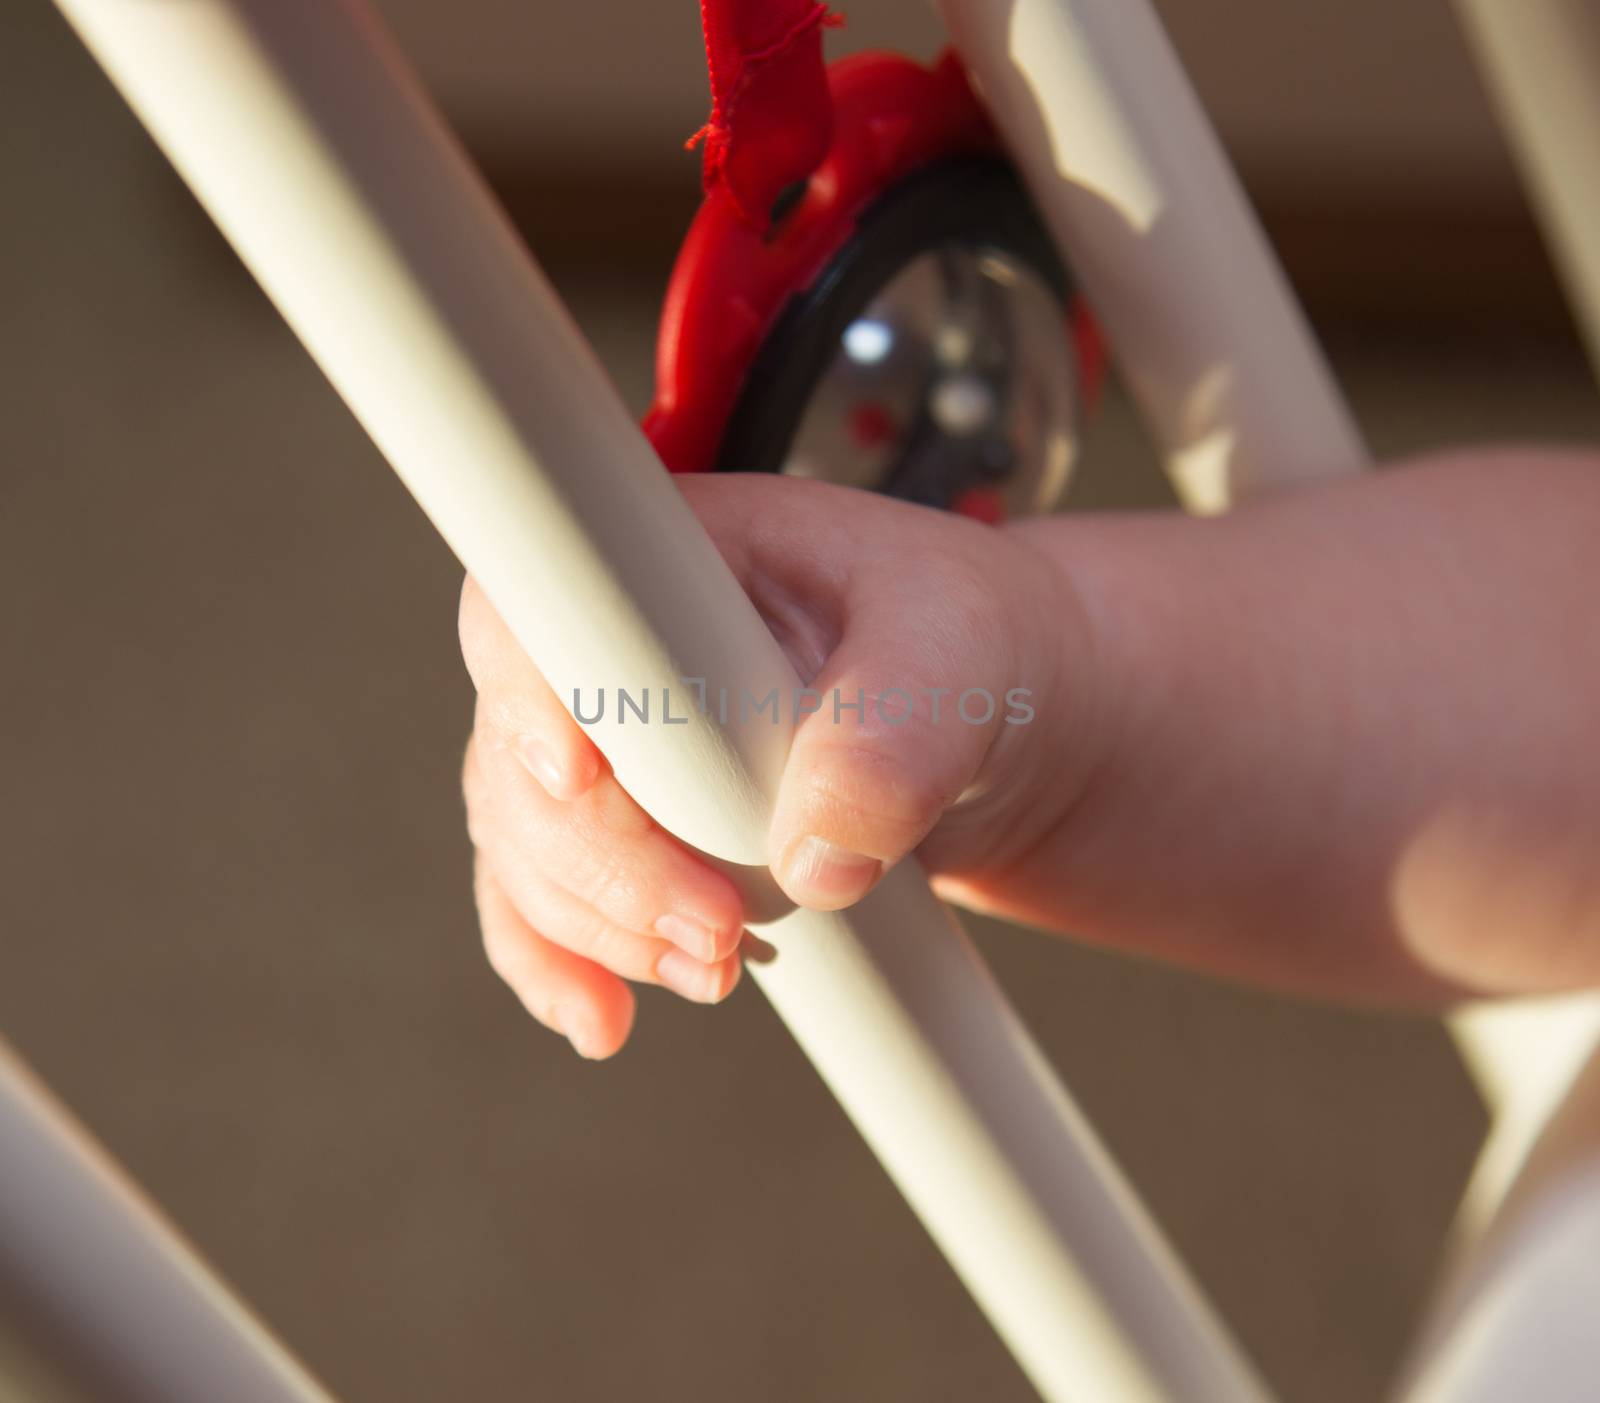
[1455,0,1600,383]
[49,1,1267,1399]
[1439,2,1600,1233]
[1394,4,1600,1398]
[0,1039,335,1403]
[936,0,1371,511]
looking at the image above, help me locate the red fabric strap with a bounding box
[692,0,840,230]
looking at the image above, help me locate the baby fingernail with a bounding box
[654,912,721,962]
[516,736,569,798]
[558,1006,607,1059]
[781,836,881,909]
[656,948,729,1004]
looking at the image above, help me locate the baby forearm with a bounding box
[994,449,1600,1004]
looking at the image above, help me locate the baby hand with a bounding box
[459,474,1095,1057]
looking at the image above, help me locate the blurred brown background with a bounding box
[3,2,1598,1401]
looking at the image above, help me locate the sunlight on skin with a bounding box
[1392,804,1600,994]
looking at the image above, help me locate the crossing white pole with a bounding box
[1455,0,1600,382]
[0,1040,334,1403]
[1395,4,1600,1397]
[48,1,1267,1398]
[1442,0,1600,1214]
[936,0,1370,514]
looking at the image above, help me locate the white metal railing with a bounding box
[12,1,1600,1399]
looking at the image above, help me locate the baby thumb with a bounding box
[765,562,1021,913]
[677,472,1029,913]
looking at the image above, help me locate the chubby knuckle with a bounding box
[579,845,650,922]
[586,922,650,980]
[589,775,655,839]
[548,902,646,980]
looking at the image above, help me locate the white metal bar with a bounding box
[1445,0,1600,1166]
[0,1039,334,1403]
[49,1,1266,1399]
[1393,5,1600,1396]
[1446,0,1600,1171]
[1455,0,1600,381]
[1447,994,1600,1238]
[935,0,1370,514]
[1395,1040,1600,1403]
